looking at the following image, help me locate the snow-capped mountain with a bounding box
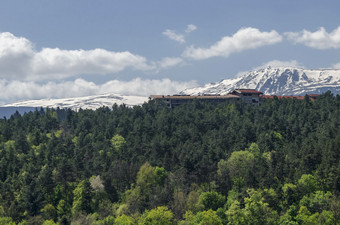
[181,67,340,96]
[2,93,149,110]
[3,67,340,112]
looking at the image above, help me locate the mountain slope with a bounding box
[181,67,340,96]
[2,93,149,110]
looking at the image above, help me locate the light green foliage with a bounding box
[42,219,58,225]
[243,189,278,225]
[111,134,127,152]
[226,190,240,209]
[199,191,225,211]
[180,209,223,225]
[299,191,332,214]
[248,143,261,157]
[295,206,318,225]
[226,189,279,225]
[297,174,318,195]
[262,188,279,211]
[72,180,93,216]
[124,163,168,214]
[225,200,247,225]
[279,207,299,225]
[57,199,69,219]
[318,210,336,225]
[114,214,135,225]
[227,150,254,185]
[136,162,156,188]
[138,206,175,225]
[0,217,16,225]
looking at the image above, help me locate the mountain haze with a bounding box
[181,67,340,96]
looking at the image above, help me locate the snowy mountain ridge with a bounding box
[2,93,149,111]
[2,67,340,111]
[181,66,340,96]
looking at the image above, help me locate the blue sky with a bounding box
[0,0,340,103]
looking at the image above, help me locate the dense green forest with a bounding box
[0,92,339,224]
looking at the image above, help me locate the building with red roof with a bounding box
[230,89,263,105]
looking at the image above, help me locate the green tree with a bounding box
[243,189,278,225]
[114,214,136,225]
[297,174,318,196]
[111,134,127,153]
[227,150,255,188]
[71,180,93,216]
[225,200,247,225]
[40,204,57,221]
[180,209,223,225]
[42,219,58,225]
[124,163,169,213]
[299,191,332,214]
[0,217,16,225]
[198,191,225,211]
[138,206,175,225]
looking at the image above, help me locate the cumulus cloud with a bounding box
[0,78,198,103]
[185,24,197,33]
[0,32,35,79]
[31,48,152,80]
[0,32,153,81]
[285,26,340,49]
[163,24,197,44]
[183,27,282,60]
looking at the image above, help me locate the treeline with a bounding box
[0,92,339,224]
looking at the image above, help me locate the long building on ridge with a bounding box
[150,94,240,108]
[151,89,319,108]
[151,89,263,108]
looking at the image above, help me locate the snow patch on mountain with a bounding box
[2,93,149,110]
[181,67,340,96]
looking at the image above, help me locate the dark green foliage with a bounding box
[0,93,339,223]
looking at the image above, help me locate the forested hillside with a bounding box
[0,92,339,225]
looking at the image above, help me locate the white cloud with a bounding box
[157,57,184,69]
[255,60,303,69]
[0,32,35,79]
[235,60,303,77]
[0,32,153,81]
[332,62,340,69]
[163,24,197,44]
[163,29,185,44]
[31,48,152,80]
[185,24,197,33]
[285,26,340,49]
[183,27,282,60]
[0,78,198,103]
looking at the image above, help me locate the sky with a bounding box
[0,0,340,104]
